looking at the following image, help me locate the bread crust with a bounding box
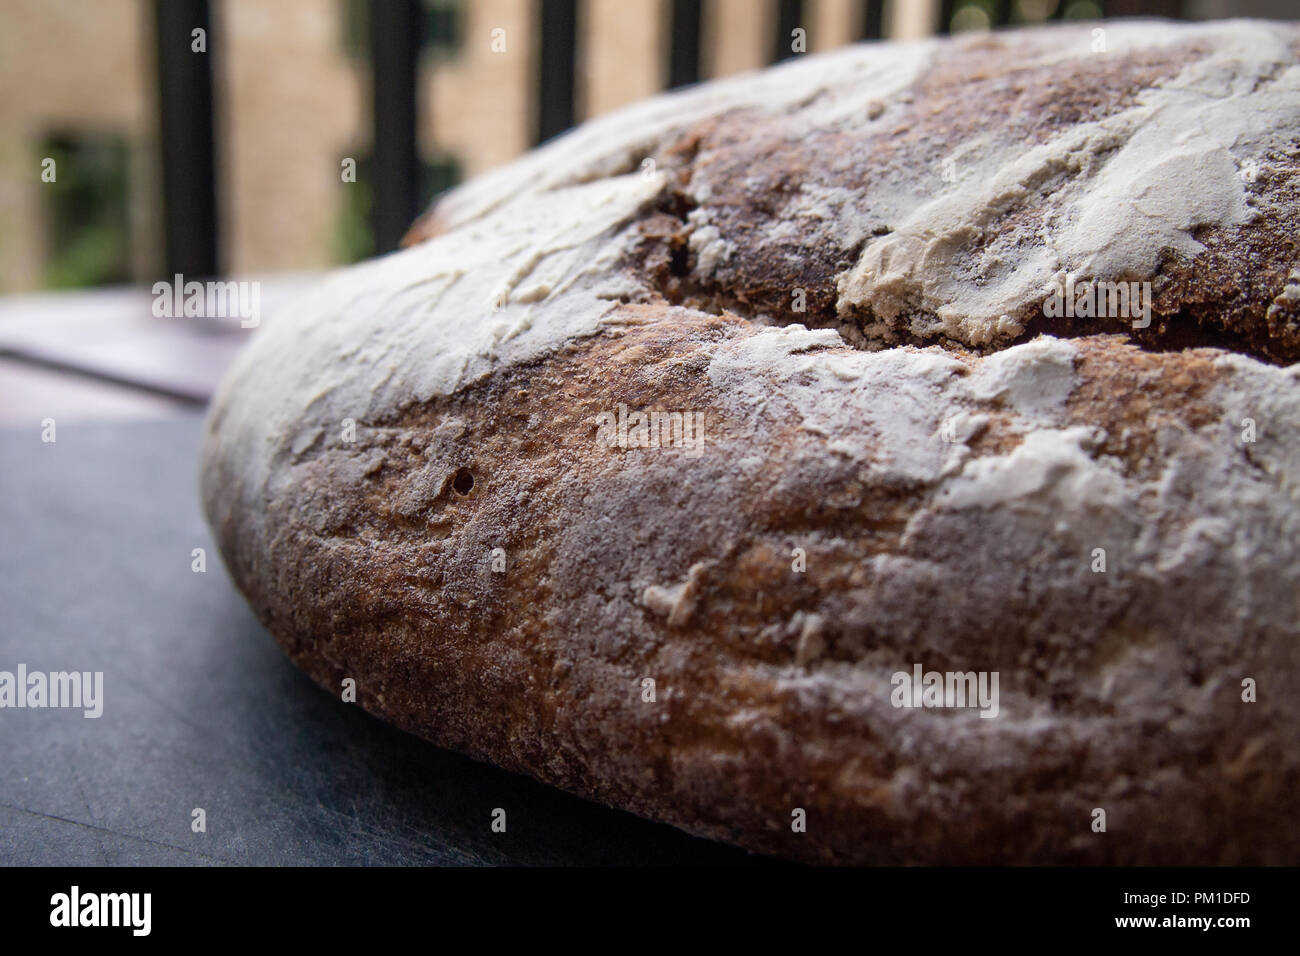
[203,20,1300,864]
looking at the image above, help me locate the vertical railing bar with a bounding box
[369,0,423,255]
[536,0,578,144]
[669,0,703,88]
[772,0,803,62]
[861,0,884,40]
[153,0,219,280]
[937,0,955,34]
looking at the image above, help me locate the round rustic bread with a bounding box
[202,19,1300,864]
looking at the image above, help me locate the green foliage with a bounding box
[41,133,132,289]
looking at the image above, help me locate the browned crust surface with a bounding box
[206,310,1299,864]
[204,21,1300,864]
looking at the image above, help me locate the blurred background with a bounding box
[0,0,1296,423]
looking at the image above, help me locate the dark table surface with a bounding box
[0,414,764,865]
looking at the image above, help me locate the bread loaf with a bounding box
[202,19,1300,864]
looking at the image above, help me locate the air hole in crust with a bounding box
[452,467,475,496]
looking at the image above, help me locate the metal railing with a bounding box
[152,0,1184,274]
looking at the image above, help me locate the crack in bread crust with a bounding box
[616,26,1300,364]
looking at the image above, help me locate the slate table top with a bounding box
[0,414,764,865]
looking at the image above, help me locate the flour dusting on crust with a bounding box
[202,19,1300,866]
